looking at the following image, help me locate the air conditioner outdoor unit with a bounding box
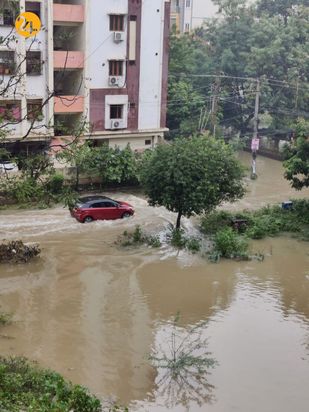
[108,76,122,87]
[111,119,124,130]
[114,31,124,43]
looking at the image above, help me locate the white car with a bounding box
[0,161,19,173]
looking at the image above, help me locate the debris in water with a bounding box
[0,240,40,263]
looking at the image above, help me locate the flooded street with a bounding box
[0,153,309,411]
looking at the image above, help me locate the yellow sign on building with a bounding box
[15,12,41,38]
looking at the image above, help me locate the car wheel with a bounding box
[122,212,131,219]
[83,216,93,223]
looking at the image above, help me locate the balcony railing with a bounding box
[54,51,84,70]
[53,4,84,24]
[54,95,84,114]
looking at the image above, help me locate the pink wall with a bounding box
[53,4,84,23]
[54,96,84,114]
[54,51,84,70]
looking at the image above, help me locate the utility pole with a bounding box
[210,76,220,137]
[295,76,299,111]
[251,78,260,179]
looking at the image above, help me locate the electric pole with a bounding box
[210,76,220,137]
[251,78,260,179]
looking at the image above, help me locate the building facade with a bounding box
[0,0,170,153]
[170,0,217,33]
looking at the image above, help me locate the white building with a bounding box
[0,0,170,153]
[170,0,217,33]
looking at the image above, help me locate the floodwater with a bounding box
[0,153,308,412]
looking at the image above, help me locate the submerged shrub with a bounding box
[118,225,161,248]
[0,312,12,326]
[213,227,248,259]
[170,228,187,248]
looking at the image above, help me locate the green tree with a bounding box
[283,119,309,189]
[56,141,96,189]
[94,144,139,185]
[167,0,309,138]
[140,136,245,228]
[18,153,54,181]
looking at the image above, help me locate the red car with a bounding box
[70,196,134,223]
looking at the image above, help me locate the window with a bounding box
[0,2,18,26]
[145,139,152,146]
[91,202,105,208]
[102,201,116,208]
[128,16,137,61]
[109,14,124,31]
[0,101,21,121]
[0,51,15,75]
[26,51,41,75]
[109,60,124,76]
[91,201,116,208]
[110,104,123,119]
[27,99,43,121]
[25,1,41,19]
[185,23,190,32]
[186,0,191,7]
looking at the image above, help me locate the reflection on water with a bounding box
[149,319,216,409]
[0,153,309,411]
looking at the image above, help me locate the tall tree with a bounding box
[140,137,245,228]
[283,119,309,190]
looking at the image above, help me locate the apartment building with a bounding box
[0,0,170,153]
[170,0,217,33]
[170,0,192,33]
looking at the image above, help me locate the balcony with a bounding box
[53,3,84,25]
[54,95,84,114]
[54,51,84,70]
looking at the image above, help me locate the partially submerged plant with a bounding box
[0,312,12,326]
[117,225,161,248]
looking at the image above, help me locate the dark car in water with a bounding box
[70,195,134,223]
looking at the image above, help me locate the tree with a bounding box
[140,136,245,229]
[56,141,95,189]
[167,0,309,139]
[283,119,309,189]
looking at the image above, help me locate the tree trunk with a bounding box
[176,211,182,229]
[76,167,79,191]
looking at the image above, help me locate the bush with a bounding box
[200,211,233,235]
[45,173,64,194]
[214,228,248,259]
[170,228,187,248]
[0,357,101,412]
[186,237,201,253]
[201,199,309,241]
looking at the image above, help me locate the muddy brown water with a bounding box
[0,153,308,411]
